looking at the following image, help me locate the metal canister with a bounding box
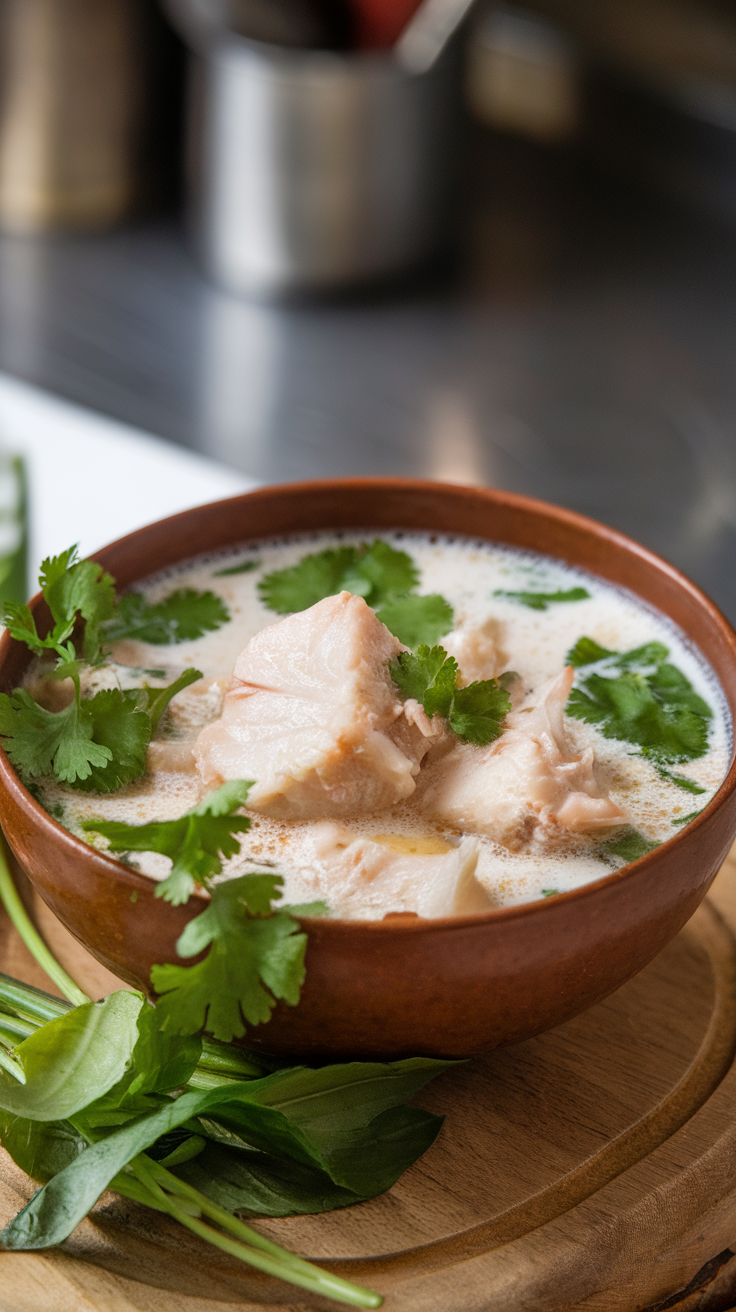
[168,2,459,297]
[0,0,144,232]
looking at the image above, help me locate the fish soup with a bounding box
[33,532,731,919]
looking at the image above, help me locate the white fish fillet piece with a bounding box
[422,666,624,849]
[194,592,441,818]
[281,821,491,919]
[442,617,507,684]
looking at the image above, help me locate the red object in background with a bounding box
[350,0,421,48]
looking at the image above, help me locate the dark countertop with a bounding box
[1,131,736,619]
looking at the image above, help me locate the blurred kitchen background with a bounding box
[1,0,736,618]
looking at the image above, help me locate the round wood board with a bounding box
[5,858,736,1312]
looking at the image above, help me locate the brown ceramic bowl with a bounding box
[1,479,735,1060]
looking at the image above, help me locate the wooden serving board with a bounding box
[6,859,736,1312]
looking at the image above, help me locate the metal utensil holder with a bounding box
[167,1,460,297]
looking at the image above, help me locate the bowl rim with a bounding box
[1,475,735,935]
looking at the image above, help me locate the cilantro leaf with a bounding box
[603,828,660,862]
[350,540,419,603]
[71,689,151,793]
[259,540,418,614]
[43,554,117,664]
[150,873,308,1041]
[449,680,512,746]
[541,889,559,897]
[390,646,458,717]
[4,545,116,667]
[375,593,454,647]
[614,642,669,669]
[567,639,712,766]
[258,540,452,647]
[82,780,254,905]
[390,644,510,746]
[3,603,47,656]
[0,670,202,794]
[566,637,616,667]
[212,559,261,577]
[102,589,230,646]
[259,547,360,614]
[0,689,112,784]
[494,587,590,611]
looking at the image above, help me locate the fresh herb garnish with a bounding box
[0,988,447,1308]
[83,780,255,905]
[672,810,703,826]
[375,592,454,648]
[0,546,210,793]
[213,559,261,577]
[390,644,511,746]
[0,670,201,792]
[82,784,331,1040]
[0,976,447,1306]
[566,637,616,667]
[541,889,559,897]
[602,827,660,862]
[4,545,116,672]
[0,840,451,1308]
[151,874,327,1042]
[654,766,707,794]
[102,588,230,645]
[259,540,453,648]
[494,586,590,611]
[566,638,712,767]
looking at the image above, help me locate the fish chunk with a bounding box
[283,821,491,919]
[442,617,507,684]
[422,666,624,849]
[194,592,442,818]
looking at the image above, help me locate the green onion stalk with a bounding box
[0,835,382,1309]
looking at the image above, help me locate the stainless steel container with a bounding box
[168,4,459,297]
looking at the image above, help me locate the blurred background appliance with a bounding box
[167,0,462,297]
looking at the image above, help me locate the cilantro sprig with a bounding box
[4,545,116,675]
[0,810,447,1310]
[0,670,202,792]
[0,546,214,792]
[566,637,712,768]
[151,874,327,1042]
[83,780,257,905]
[390,644,511,746]
[259,540,454,648]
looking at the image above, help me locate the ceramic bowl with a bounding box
[1,480,735,1060]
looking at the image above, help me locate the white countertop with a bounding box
[0,373,255,585]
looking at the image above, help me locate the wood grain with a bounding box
[6,858,736,1309]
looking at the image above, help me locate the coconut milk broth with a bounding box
[42,532,732,913]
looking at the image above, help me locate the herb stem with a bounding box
[0,837,90,1007]
[199,1038,266,1079]
[184,1068,242,1091]
[0,1014,35,1044]
[0,1046,25,1083]
[131,1155,382,1308]
[0,972,71,1025]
